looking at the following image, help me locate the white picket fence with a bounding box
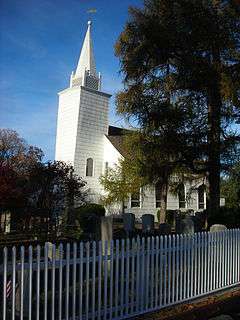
[1,229,240,320]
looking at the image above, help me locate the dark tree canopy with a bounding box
[0,129,86,233]
[115,0,240,215]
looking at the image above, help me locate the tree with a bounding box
[0,128,44,211]
[115,0,240,216]
[0,129,87,235]
[221,162,240,209]
[100,158,144,214]
[0,128,43,172]
[25,161,86,225]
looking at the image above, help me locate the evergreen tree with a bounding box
[115,0,240,216]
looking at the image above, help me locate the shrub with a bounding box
[75,203,105,236]
[208,207,240,229]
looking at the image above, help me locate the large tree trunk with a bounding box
[207,78,222,217]
[159,182,168,223]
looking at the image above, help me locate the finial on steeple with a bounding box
[88,20,92,26]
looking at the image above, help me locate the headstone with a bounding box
[159,223,171,235]
[16,269,29,315]
[101,216,113,254]
[181,216,195,234]
[123,213,135,235]
[142,214,154,234]
[210,224,227,232]
[175,215,182,234]
[191,216,202,232]
[209,315,233,320]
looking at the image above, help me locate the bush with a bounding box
[166,210,179,226]
[208,207,240,229]
[75,203,105,236]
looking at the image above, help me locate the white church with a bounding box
[55,21,206,220]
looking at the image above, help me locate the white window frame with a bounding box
[130,189,141,208]
[178,183,186,209]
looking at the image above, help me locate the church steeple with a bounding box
[76,21,96,78]
[70,21,101,91]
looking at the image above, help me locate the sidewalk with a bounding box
[131,286,240,320]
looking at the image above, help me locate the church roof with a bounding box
[108,125,126,136]
[106,126,132,157]
[75,21,96,78]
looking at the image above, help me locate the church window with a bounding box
[178,183,186,209]
[198,185,205,209]
[155,182,161,208]
[131,190,140,208]
[86,158,93,176]
[105,162,109,174]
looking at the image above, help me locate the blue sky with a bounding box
[0,0,141,160]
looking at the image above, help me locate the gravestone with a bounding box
[16,269,29,316]
[191,216,202,232]
[210,224,227,232]
[175,215,183,234]
[159,223,171,235]
[142,214,154,234]
[101,216,113,254]
[123,213,135,236]
[181,216,195,234]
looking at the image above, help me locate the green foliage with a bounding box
[100,153,145,211]
[221,162,240,209]
[75,203,105,236]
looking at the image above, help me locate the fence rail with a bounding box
[1,229,240,320]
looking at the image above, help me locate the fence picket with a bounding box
[145,237,150,310]
[114,239,119,319]
[58,243,63,320]
[103,240,108,320]
[125,238,130,316]
[3,247,7,320]
[29,245,33,320]
[86,242,90,320]
[92,241,96,320]
[130,238,135,315]
[51,244,56,320]
[65,243,70,320]
[155,236,159,308]
[12,246,16,320]
[109,240,114,319]
[72,243,77,320]
[20,246,25,320]
[36,245,41,320]
[120,239,125,317]
[79,242,83,320]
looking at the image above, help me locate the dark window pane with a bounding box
[155,182,161,208]
[198,185,205,209]
[131,191,140,208]
[178,184,186,209]
[86,158,93,176]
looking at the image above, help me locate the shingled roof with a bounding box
[106,126,132,157]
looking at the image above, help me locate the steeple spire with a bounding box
[76,20,96,78]
[70,21,101,90]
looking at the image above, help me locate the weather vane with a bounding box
[87,8,97,21]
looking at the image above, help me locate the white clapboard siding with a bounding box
[1,229,240,320]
